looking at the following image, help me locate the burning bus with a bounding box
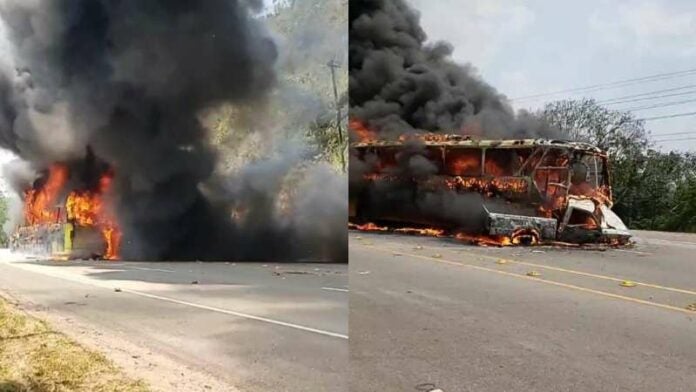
[350,133,631,245]
[10,152,121,260]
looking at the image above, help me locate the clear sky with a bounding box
[409,0,696,151]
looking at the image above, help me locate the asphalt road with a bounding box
[0,252,348,392]
[350,230,696,392]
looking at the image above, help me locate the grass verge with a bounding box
[0,296,149,392]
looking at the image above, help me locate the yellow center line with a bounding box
[469,253,696,297]
[360,243,696,316]
[355,238,696,297]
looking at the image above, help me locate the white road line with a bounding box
[2,260,347,340]
[613,249,652,256]
[123,289,348,340]
[322,287,349,292]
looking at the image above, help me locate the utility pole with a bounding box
[327,59,346,172]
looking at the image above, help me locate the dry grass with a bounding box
[0,298,149,392]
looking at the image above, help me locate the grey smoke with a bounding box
[0,0,346,262]
[349,0,560,139]
[349,0,558,233]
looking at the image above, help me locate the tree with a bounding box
[0,193,8,246]
[265,0,348,171]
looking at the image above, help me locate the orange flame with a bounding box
[455,232,513,246]
[448,154,480,176]
[393,227,445,236]
[24,164,68,226]
[349,222,388,231]
[349,119,378,142]
[66,170,121,260]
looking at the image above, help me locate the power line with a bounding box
[510,68,696,102]
[623,97,696,111]
[601,89,696,106]
[652,137,696,143]
[650,131,696,137]
[597,84,696,104]
[634,111,696,121]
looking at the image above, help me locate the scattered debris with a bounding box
[531,250,546,254]
[685,303,696,312]
[526,271,541,277]
[114,288,122,292]
[355,236,363,240]
[432,254,442,258]
[358,271,371,275]
[191,280,199,285]
[415,383,441,391]
[414,245,423,250]
[283,271,314,275]
[619,280,637,287]
[496,259,508,265]
[393,252,402,256]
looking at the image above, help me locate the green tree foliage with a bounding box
[541,98,696,232]
[0,194,8,246]
[208,0,348,172]
[266,0,348,171]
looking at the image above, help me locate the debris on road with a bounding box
[414,245,423,250]
[686,303,696,312]
[496,259,508,265]
[415,383,443,392]
[526,271,541,277]
[432,254,442,258]
[114,288,122,292]
[191,280,199,285]
[619,281,637,287]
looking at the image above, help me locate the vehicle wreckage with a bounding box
[10,161,121,260]
[349,134,631,245]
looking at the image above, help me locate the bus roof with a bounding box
[351,135,604,154]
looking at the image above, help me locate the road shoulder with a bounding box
[0,289,238,392]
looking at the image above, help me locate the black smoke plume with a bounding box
[349,0,560,232]
[0,0,346,261]
[349,0,559,139]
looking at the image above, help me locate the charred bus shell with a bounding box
[350,135,631,245]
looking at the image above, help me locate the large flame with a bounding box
[349,119,378,142]
[22,164,121,260]
[66,169,121,260]
[23,164,68,225]
[349,222,532,247]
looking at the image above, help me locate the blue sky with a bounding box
[409,0,696,151]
